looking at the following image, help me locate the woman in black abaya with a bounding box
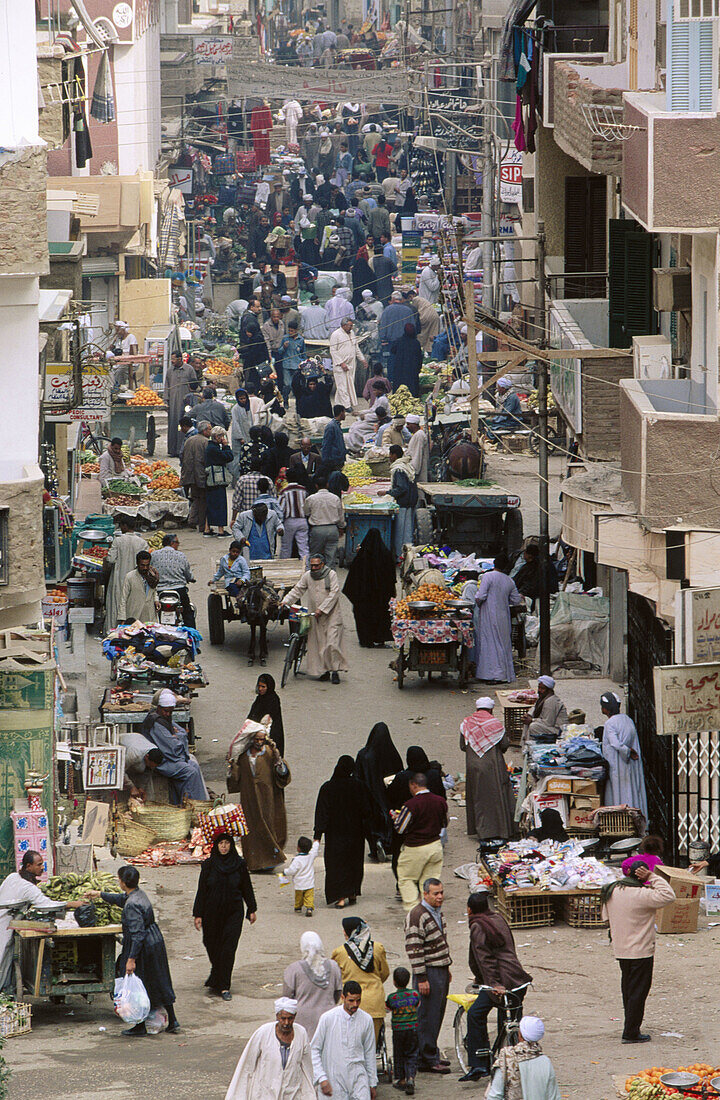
[314,756,371,908]
[342,528,396,647]
[350,246,376,308]
[192,833,257,1000]
[355,723,402,861]
[247,672,286,756]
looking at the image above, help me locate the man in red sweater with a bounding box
[393,773,448,910]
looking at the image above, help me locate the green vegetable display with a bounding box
[42,873,123,925]
[102,479,143,497]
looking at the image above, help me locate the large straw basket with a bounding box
[183,795,215,827]
[131,802,192,842]
[114,814,158,857]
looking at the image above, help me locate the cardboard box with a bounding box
[571,795,601,810]
[545,777,572,794]
[656,865,707,899]
[572,779,599,796]
[568,806,596,831]
[531,793,568,826]
[656,897,700,934]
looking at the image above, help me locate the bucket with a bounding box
[689,840,710,864]
[400,216,415,231]
[66,578,95,608]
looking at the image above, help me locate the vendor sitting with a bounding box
[486,377,523,438]
[141,690,209,805]
[209,539,251,596]
[99,437,131,485]
[522,675,568,743]
[120,732,164,800]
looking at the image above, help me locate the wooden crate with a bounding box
[561,893,607,928]
[496,886,555,928]
[597,810,636,837]
[503,704,530,746]
[0,1001,32,1038]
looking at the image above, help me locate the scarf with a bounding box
[493,1040,543,1100]
[309,564,332,591]
[599,875,647,905]
[390,455,416,482]
[344,920,374,973]
[460,709,505,759]
[208,832,242,874]
[300,931,330,985]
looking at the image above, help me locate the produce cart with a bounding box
[109,395,166,457]
[207,558,305,646]
[342,496,397,566]
[12,923,121,1003]
[390,600,473,689]
[415,482,523,558]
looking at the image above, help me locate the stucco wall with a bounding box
[0,147,49,277]
[653,115,720,230]
[553,62,624,174]
[0,472,46,628]
[620,388,644,512]
[643,415,720,527]
[621,102,649,227]
[535,125,592,259]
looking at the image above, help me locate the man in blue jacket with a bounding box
[321,405,347,472]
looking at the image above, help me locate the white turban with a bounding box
[361,289,373,300]
[158,690,177,708]
[497,377,512,390]
[337,287,352,299]
[519,1016,544,1042]
[430,256,441,267]
[476,696,495,710]
[406,414,421,424]
[275,997,298,1015]
[538,675,555,689]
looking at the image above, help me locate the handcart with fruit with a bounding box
[110,386,166,457]
[390,585,473,689]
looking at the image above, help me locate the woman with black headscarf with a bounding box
[342,528,396,647]
[527,808,568,843]
[192,833,257,1001]
[391,322,423,397]
[350,246,376,307]
[247,673,285,756]
[355,722,402,861]
[314,756,371,908]
[273,430,294,473]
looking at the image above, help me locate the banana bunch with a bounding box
[389,385,423,416]
[42,872,123,925]
[145,531,164,551]
[342,459,374,488]
[628,1084,668,1099]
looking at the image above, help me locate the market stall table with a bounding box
[390,604,473,689]
[12,922,122,1003]
[342,481,397,566]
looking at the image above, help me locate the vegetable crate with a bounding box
[596,809,636,837]
[495,886,554,929]
[561,893,607,928]
[0,1000,32,1037]
[503,704,530,746]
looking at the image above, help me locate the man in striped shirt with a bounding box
[231,467,270,525]
[404,879,452,1077]
[279,476,309,560]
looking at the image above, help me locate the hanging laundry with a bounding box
[90,50,115,123]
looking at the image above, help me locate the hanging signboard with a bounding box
[226,55,411,103]
[676,586,720,663]
[194,36,233,65]
[653,662,720,735]
[548,309,582,433]
[168,166,193,194]
[499,150,523,203]
[44,361,112,423]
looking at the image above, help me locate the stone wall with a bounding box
[0,146,48,277]
[0,471,46,628]
[580,354,634,460]
[553,62,624,175]
[37,55,65,149]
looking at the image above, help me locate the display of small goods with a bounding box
[103,493,145,507]
[507,688,539,705]
[393,583,453,619]
[130,458,174,478]
[106,688,152,712]
[625,1065,720,1096]
[203,356,236,376]
[44,587,68,604]
[41,872,123,925]
[116,656,205,686]
[81,460,100,477]
[127,386,163,407]
[483,838,619,892]
[82,745,126,790]
[344,492,373,505]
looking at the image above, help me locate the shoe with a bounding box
[437,1059,451,1066]
[459,1068,489,1082]
[318,672,330,681]
[221,991,232,1001]
[202,532,215,537]
[419,1064,450,1075]
[166,1023,181,1035]
[405,1083,415,1096]
[622,1033,651,1044]
[393,1081,406,1091]
[122,1022,147,1036]
[305,908,314,917]
[376,842,387,863]
[331,672,340,684]
[294,909,302,914]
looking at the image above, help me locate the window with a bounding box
[675,0,719,19]
[667,3,717,110]
[0,509,8,585]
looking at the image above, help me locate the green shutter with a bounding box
[623,232,655,340]
[608,219,638,347]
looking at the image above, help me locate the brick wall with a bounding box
[580,354,634,460]
[553,62,624,175]
[0,147,48,277]
[37,56,65,149]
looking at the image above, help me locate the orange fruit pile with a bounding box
[128,386,163,407]
[394,583,450,620]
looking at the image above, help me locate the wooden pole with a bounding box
[465,280,479,444]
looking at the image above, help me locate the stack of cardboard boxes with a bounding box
[542,776,601,831]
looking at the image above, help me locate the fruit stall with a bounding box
[390,585,473,689]
[621,1064,720,1097]
[110,386,166,457]
[101,458,189,524]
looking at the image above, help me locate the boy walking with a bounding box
[280,836,320,916]
[386,966,421,1095]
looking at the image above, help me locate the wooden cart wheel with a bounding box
[397,648,405,689]
[207,593,225,645]
[146,415,156,457]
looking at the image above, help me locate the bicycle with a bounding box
[280,607,311,689]
[448,980,532,1076]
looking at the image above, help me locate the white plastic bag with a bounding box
[113,973,150,1024]
[145,1007,168,1034]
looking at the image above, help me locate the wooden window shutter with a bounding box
[609,219,644,347]
[623,231,656,341]
[564,177,606,298]
[629,0,639,90]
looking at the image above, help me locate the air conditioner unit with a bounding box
[633,336,673,379]
[653,267,692,312]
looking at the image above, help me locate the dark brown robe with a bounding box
[236,745,290,871]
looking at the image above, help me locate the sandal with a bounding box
[333,899,347,909]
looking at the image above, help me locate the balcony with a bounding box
[623,92,720,232]
[620,378,720,528]
[552,59,626,174]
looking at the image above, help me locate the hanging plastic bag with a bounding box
[113,973,150,1024]
[145,1007,168,1034]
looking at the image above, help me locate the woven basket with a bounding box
[183,795,215,827]
[131,802,192,842]
[0,1001,31,1038]
[366,454,393,478]
[114,814,158,857]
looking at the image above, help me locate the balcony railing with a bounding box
[537,23,610,54]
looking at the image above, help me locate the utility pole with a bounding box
[536,217,551,675]
[465,280,479,444]
[481,54,493,311]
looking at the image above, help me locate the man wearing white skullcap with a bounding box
[460,696,515,839]
[418,257,441,303]
[484,1014,561,1100]
[225,996,315,1098]
[142,691,208,804]
[488,375,523,436]
[600,692,648,820]
[323,285,355,334]
[405,412,429,480]
[522,675,568,744]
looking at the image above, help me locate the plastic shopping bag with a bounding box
[113,973,150,1024]
[145,1007,168,1034]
